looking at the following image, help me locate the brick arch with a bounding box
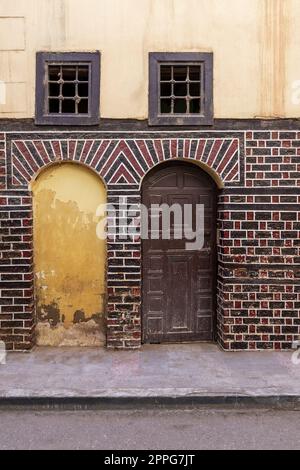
[99,138,240,185]
[11,139,111,187]
[10,137,240,188]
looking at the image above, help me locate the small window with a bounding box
[149,52,213,126]
[35,52,100,125]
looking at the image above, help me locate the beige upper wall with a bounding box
[0,0,299,120]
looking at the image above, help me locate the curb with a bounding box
[0,395,300,410]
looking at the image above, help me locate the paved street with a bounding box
[0,407,299,450]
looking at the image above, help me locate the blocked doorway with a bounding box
[32,163,106,346]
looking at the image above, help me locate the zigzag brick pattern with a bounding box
[10,138,240,188]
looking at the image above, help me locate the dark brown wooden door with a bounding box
[142,162,217,344]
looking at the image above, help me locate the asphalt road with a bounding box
[0,407,299,450]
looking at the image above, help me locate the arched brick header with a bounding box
[10,136,243,188]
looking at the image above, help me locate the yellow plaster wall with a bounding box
[32,163,107,346]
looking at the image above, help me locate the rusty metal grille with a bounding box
[47,63,90,115]
[159,63,204,115]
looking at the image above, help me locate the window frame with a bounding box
[149,52,213,126]
[35,51,100,126]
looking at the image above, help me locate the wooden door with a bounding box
[142,162,217,343]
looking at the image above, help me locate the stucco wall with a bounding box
[0,0,299,119]
[32,163,107,346]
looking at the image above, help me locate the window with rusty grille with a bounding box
[149,53,213,126]
[159,64,203,115]
[47,64,89,115]
[35,52,100,125]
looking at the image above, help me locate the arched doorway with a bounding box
[31,163,107,347]
[142,161,217,344]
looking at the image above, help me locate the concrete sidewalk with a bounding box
[0,344,299,407]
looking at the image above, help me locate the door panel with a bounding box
[142,162,217,344]
[167,255,192,332]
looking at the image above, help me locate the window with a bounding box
[35,52,100,125]
[149,52,213,126]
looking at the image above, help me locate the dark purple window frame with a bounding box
[35,51,100,126]
[149,52,213,126]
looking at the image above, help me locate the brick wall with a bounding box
[0,127,299,351]
[106,186,141,349]
[0,133,33,350]
[218,131,300,350]
[0,134,5,189]
[0,189,34,350]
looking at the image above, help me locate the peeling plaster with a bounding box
[36,320,105,347]
[32,163,107,346]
